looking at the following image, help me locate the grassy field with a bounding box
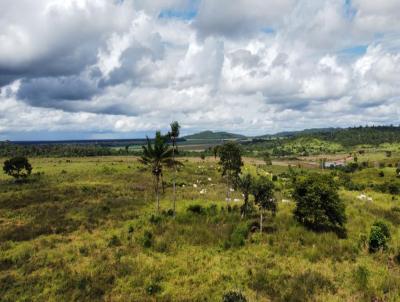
[1,156,400,301]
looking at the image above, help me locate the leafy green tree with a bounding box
[236,173,253,218]
[3,156,32,181]
[212,145,220,159]
[262,151,272,165]
[369,221,390,253]
[251,176,276,233]
[140,131,179,212]
[293,173,346,235]
[218,142,243,203]
[168,121,181,215]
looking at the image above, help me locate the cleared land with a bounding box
[0,156,400,301]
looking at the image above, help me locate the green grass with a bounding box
[1,157,400,301]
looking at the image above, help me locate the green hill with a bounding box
[257,125,400,146]
[183,130,247,140]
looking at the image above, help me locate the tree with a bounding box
[140,131,178,212]
[293,173,346,236]
[212,145,220,159]
[262,151,272,166]
[251,176,276,233]
[218,142,243,203]
[368,221,390,253]
[3,156,32,181]
[168,121,181,216]
[236,173,253,218]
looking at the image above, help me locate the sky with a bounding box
[0,0,400,140]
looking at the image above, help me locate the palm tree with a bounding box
[251,176,276,233]
[236,173,253,218]
[140,131,176,212]
[169,121,180,215]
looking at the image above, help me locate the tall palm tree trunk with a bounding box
[161,172,165,193]
[155,175,160,212]
[172,140,177,216]
[226,174,230,206]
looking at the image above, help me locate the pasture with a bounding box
[0,156,400,301]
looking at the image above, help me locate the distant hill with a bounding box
[257,125,400,146]
[183,131,247,140]
[258,127,340,138]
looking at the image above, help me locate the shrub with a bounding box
[395,250,400,265]
[343,162,359,173]
[227,222,251,248]
[146,282,161,295]
[142,231,153,248]
[3,156,32,181]
[388,182,400,195]
[368,221,390,253]
[374,181,400,195]
[149,215,162,224]
[79,246,89,256]
[222,290,247,302]
[379,171,385,177]
[187,204,205,214]
[372,221,390,239]
[293,173,346,235]
[108,235,121,247]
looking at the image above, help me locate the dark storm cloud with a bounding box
[0,42,99,88]
[17,76,98,107]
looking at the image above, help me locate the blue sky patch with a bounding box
[158,9,197,20]
[339,45,367,56]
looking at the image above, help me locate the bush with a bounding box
[395,250,400,265]
[226,222,251,248]
[388,182,400,195]
[142,231,153,248]
[108,235,121,247]
[372,221,390,239]
[146,282,161,295]
[376,181,400,195]
[379,171,385,177]
[368,221,390,253]
[293,173,346,235]
[187,204,205,214]
[149,215,162,224]
[222,290,247,302]
[3,156,32,181]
